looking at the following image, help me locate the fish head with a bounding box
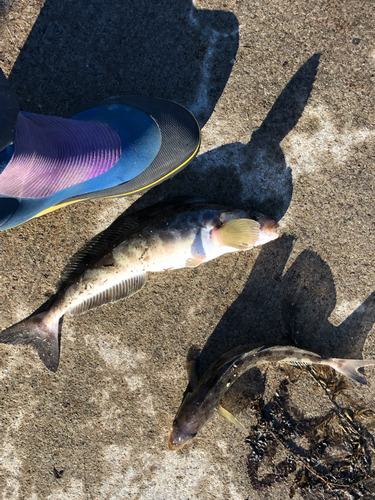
[209,210,279,250]
[168,415,200,451]
[247,212,279,247]
[168,394,206,451]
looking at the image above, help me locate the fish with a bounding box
[0,198,279,372]
[168,345,375,450]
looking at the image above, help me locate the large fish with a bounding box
[0,198,279,372]
[168,345,375,450]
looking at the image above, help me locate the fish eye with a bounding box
[249,212,260,222]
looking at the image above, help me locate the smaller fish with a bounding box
[168,345,375,450]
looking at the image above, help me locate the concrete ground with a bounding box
[0,0,374,498]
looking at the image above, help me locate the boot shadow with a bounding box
[7,0,238,128]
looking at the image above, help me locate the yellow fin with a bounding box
[218,405,248,433]
[216,219,260,249]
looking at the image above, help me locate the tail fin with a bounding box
[326,357,375,385]
[0,312,60,372]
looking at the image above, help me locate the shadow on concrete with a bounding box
[126,53,321,223]
[7,0,238,128]
[176,235,375,416]
[8,3,319,223]
[197,235,375,375]
[92,54,332,376]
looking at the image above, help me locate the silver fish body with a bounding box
[0,199,279,371]
[46,201,277,320]
[168,345,375,450]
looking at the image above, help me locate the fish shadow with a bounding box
[197,234,375,380]
[128,53,321,222]
[7,0,238,128]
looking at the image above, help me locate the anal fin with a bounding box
[218,404,248,433]
[69,272,147,316]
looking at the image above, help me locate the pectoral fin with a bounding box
[215,219,260,249]
[218,405,248,433]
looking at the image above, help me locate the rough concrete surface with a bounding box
[0,0,374,498]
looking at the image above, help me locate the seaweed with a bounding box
[246,367,375,498]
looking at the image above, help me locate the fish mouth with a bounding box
[257,214,279,231]
[168,429,187,451]
[253,216,279,246]
[263,220,279,237]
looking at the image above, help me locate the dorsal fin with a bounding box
[61,217,141,284]
[186,345,201,390]
[61,198,209,284]
[68,273,147,316]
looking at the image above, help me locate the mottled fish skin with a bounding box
[0,199,279,372]
[168,345,375,450]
